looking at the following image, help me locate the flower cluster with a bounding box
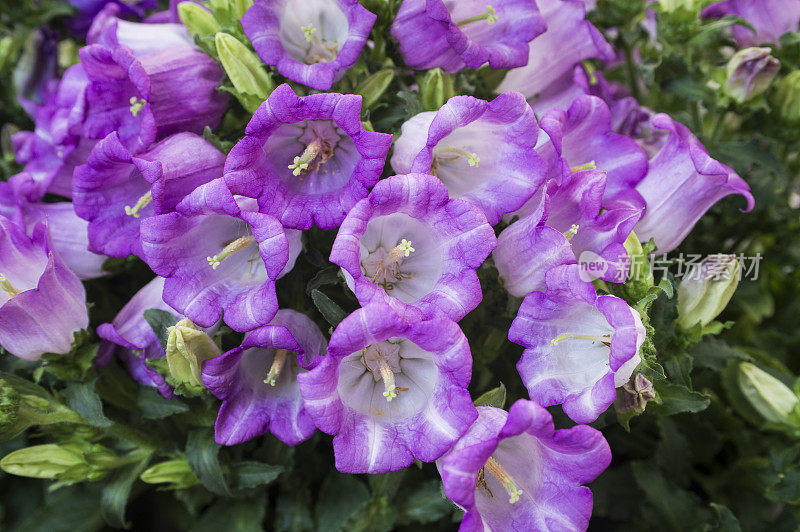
[0,0,763,529]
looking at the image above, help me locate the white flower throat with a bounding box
[363,239,415,291]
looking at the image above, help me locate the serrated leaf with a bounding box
[473,383,506,408]
[311,289,347,327]
[186,428,231,496]
[231,461,283,490]
[144,309,180,350]
[649,382,710,416]
[62,379,112,428]
[137,387,189,419]
[315,472,370,532]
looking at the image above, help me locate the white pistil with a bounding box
[0,274,21,298]
[124,190,153,218]
[129,97,147,117]
[550,333,611,346]
[456,5,498,26]
[570,161,597,173]
[264,349,288,387]
[436,147,481,168]
[206,236,255,270]
[371,240,415,285]
[483,457,523,504]
[288,139,323,176]
[379,359,398,402]
[564,224,579,240]
[301,23,317,42]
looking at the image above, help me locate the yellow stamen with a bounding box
[456,5,498,26]
[550,333,611,346]
[564,224,579,240]
[0,274,21,297]
[124,190,153,218]
[264,349,288,386]
[129,97,147,117]
[436,147,481,168]
[206,236,255,270]
[484,457,523,504]
[570,161,597,173]
[301,23,317,42]
[288,139,323,176]
[379,359,398,402]
[371,240,415,285]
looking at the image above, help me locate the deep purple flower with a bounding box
[437,400,611,531]
[97,276,175,398]
[330,173,496,321]
[702,0,800,47]
[11,64,92,201]
[538,95,648,200]
[140,180,302,333]
[73,131,226,258]
[297,303,477,473]
[223,84,393,230]
[87,3,193,54]
[0,217,89,361]
[14,30,58,118]
[203,310,327,446]
[0,183,106,280]
[67,0,157,34]
[495,168,644,296]
[391,92,546,225]
[241,0,376,90]
[79,41,227,153]
[496,0,614,110]
[508,265,645,423]
[391,0,547,73]
[634,114,754,253]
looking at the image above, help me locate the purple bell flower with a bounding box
[496,0,614,110]
[67,0,157,34]
[14,29,59,118]
[87,3,194,54]
[203,310,327,446]
[330,173,497,321]
[701,0,800,47]
[296,303,477,473]
[73,131,226,259]
[633,114,754,253]
[79,40,227,153]
[0,217,89,361]
[495,168,644,296]
[140,180,302,333]
[241,0,376,90]
[437,400,611,531]
[390,92,547,225]
[508,265,645,423]
[223,84,393,230]
[391,0,547,73]
[96,276,176,398]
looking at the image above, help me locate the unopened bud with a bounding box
[738,363,799,424]
[0,442,113,482]
[725,47,779,104]
[677,254,739,329]
[658,0,695,12]
[0,36,15,71]
[166,319,220,391]
[229,0,254,20]
[140,459,199,489]
[624,231,654,286]
[615,374,656,414]
[178,2,222,37]
[774,70,800,125]
[215,32,274,112]
[356,69,395,110]
[420,68,455,111]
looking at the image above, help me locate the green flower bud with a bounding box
[165,318,220,391]
[725,47,779,104]
[215,32,274,113]
[1,444,88,479]
[420,68,455,111]
[624,231,654,286]
[774,70,800,124]
[738,363,800,425]
[0,36,17,71]
[178,2,222,37]
[658,0,695,12]
[677,254,740,329]
[229,0,254,20]
[140,459,199,489]
[356,69,395,110]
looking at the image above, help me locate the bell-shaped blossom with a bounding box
[223,84,393,230]
[241,0,376,90]
[633,114,754,253]
[73,131,226,258]
[87,3,193,54]
[11,64,92,201]
[437,400,611,531]
[508,265,645,423]
[96,276,175,398]
[297,303,477,473]
[330,173,496,321]
[0,183,106,280]
[203,310,326,446]
[67,0,157,33]
[701,0,800,47]
[79,40,227,153]
[140,180,302,333]
[391,0,546,73]
[495,168,644,297]
[391,92,546,225]
[0,217,89,361]
[538,95,648,200]
[496,0,614,110]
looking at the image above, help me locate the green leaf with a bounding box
[314,472,370,532]
[186,428,231,496]
[137,387,189,419]
[100,454,151,529]
[649,382,710,416]
[231,461,283,490]
[690,337,747,371]
[710,503,742,532]
[15,485,103,532]
[144,308,180,350]
[631,461,712,530]
[355,69,395,109]
[276,484,314,532]
[400,480,451,525]
[311,289,347,327]
[62,379,112,428]
[195,500,266,532]
[0,371,53,399]
[473,383,506,408]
